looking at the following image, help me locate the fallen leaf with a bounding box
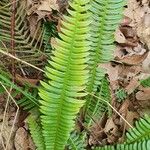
[15,74,39,86]
[104,118,117,134]
[125,78,140,94]
[142,51,150,73]
[38,0,59,12]
[125,111,139,130]
[15,127,29,150]
[120,52,148,65]
[136,88,150,100]
[120,26,136,38]
[115,29,126,44]
[137,13,150,49]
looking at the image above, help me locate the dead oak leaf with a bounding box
[15,128,29,150]
[136,88,150,100]
[120,52,148,65]
[38,0,59,12]
[125,111,139,130]
[125,78,140,94]
[104,118,118,135]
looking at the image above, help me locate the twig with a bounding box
[0,49,45,73]
[85,91,134,128]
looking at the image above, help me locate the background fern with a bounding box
[115,88,127,102]
[84,0,125,116]
[0,0,58,72]
[67,131,86,150]
[86,76,111,127]
[0,72,39,110]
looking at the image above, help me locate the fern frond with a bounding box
[126,114,150,144]
[86,77,111,127]
[94,140,150,150]
[115,88,127,102]
[67,131,86,150]
[27,113,45,150]
[116,140,150,150]
[0,73,39,110]
[87,0,125,91]
[0,0,52,69]
[85,0,125,114]
[43,22,57,54]
[94,145,115,150]
[39,0,90,149]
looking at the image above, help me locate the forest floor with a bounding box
[0,0,150,149]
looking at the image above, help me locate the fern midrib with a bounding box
[53,5,80,149]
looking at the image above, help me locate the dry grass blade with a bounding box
[0,82,19,150]
[0,49,45,73]
[86,90,133,129]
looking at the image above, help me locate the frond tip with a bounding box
[39,0,90,149]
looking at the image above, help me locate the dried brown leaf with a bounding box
[136,88,150,100]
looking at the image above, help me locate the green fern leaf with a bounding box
[28,113,45,150]
[140,77,150,87]
[68,131,86,150]
[0,73,39,110]
[43,22,57,54]
[85,0,125,115]
[115,88,127,102]
[94,115,150,150]
[88,0,125,92]
[94,145,115,150]
[39,0,90,149]
[94,140,150,150]
[86,77,111,127]
[126,115,150,144]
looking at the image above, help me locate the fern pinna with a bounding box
[39,0,90,149]
[85,0,125,122]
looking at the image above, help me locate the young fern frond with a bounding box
[85,0,125,113]
[39,0,90,149]
[86,77,111,127]
[27,113,45,150]
[68,131,86,150]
